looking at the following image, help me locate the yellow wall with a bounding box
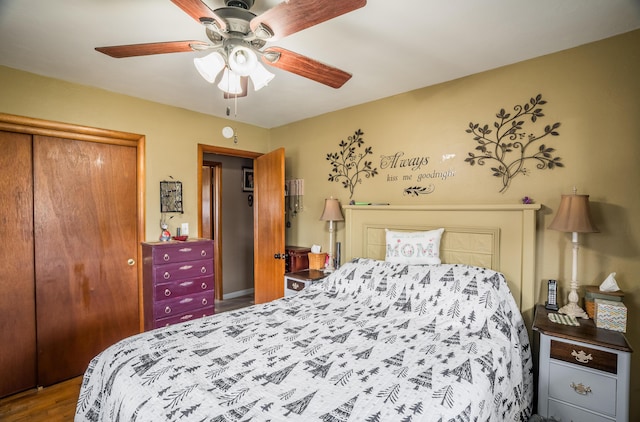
[274,29,640,417]
[0,65,271,240]
[1,28,638,418]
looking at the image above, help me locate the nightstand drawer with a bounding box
[551,339,617,374]
[548,361,616,417]
[286,278,306,292]
[548,399,615,422]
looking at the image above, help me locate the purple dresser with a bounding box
[142,238,215,330]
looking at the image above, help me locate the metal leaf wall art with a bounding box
[327,129,378,198]
[464,94,563,192]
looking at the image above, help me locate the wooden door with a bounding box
[33,135,139,386]
[0,131,36,398]
[253,148,286,303]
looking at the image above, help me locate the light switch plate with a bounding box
[181,223,189,235]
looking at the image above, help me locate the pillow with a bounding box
[385,228,444,265]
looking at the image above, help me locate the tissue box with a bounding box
[584,286,624,318]
[594,299,627,332]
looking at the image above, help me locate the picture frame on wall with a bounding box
[160,180,183,213]
[242,167,254,192]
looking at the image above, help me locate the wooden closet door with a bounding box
[0,131,36,398]
[33,135,139,386]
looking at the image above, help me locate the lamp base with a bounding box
[558,302,589,319]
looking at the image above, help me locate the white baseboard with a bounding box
[222,288,254,300]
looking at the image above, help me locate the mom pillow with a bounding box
[385,228,444,265]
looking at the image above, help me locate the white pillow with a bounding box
[385,228,444,265]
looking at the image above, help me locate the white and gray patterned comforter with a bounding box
[75,258,533,421]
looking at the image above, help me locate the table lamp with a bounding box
[320,197,344,272]
[548,190,599,318]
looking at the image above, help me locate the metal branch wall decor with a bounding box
[464,94,563,193]
[327,128,378,198]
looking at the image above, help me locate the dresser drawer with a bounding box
[155,275,213,299]
[548,399,615,422]
[154,290,214,319]
[551,339,617,374]
[154,259,213,281]
[150,242,213,264]
[548,361,617,417]
[154,307,215,328]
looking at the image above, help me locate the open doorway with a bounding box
[198,144,286,306]
[202,154,254,304]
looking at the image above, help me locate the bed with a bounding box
[75,204,540,422]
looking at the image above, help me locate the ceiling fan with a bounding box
[96,0,367,98]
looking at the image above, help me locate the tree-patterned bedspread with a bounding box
[75,258,533,421]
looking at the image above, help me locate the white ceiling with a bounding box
[1,0,639,128]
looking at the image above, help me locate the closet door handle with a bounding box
[127,258,136,266]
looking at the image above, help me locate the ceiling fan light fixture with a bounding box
[194,51,225,83]
[249,62,275,91]
[228,45,258,76]
[217,67,244,94]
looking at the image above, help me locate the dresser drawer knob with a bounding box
[164,306,172,314]
[163,253,170,262]
[201,250,207,257]
[570,382,592,395]
[201,282,207,289]
[571,349,593,364]
[163,272,171,280]
[202,298,208,305]
[200,266,207,274]
[164,289,171,297]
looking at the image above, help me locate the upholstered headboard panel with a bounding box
[342,204,541,320]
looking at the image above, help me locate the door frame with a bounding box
[197,144,261,302]
[0,113,146,330]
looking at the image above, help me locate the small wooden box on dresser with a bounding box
[142,238,215,330]
[533,305,632,421]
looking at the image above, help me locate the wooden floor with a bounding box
[0,295,254,421]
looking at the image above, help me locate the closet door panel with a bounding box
[0,131,36,398]
[33,135,139,386]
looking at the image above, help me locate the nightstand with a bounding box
[284,269,327,297]
[532,305,632,421]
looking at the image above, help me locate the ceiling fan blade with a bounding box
[223,77,248,99]
[262,47,352,89]
[95,41,209,58]
[251,0,366,41]
[171,0,227,32]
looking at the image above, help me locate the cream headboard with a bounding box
[343,204,541,321]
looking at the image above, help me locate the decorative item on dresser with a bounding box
[284,245,311,273]
[142,238,215,330]
[533,305,632,421]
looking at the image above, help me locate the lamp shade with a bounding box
[194,52,225,83]
[548,194,599,233]
[320,198,344,222]
[217,68,244,94]
[249,62,275,91]
[228,45,258,77]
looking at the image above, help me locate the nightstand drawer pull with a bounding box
[570,382,592,395]
[571,349,593,364]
